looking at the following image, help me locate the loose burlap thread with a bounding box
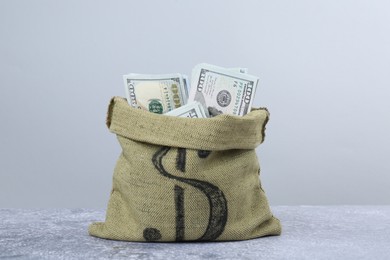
[88,97,281,242]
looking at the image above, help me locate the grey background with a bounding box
[1,0,389,208]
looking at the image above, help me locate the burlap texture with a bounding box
[88,97,281,242]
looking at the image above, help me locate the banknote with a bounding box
[190,67,247,87]
[182,74,190,98]
[165,101,207,118]
[123,73,187,114]
[189,63,259,116]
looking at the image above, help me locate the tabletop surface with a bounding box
[1,206,389,259]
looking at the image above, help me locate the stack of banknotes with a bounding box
[123,63,259,118]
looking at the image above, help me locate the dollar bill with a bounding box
[189,63,259,116]
[182,74,190,99]
[190,67,247,87]
[165,101,207,118]
[123,73,187,114]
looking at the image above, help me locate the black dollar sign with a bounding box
[150,146,228,241]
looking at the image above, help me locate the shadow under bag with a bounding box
[89,97,281,242]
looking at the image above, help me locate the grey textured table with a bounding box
[1,206,389,259]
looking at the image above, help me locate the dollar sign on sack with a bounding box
[143,146,228,241]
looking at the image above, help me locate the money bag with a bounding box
[88,97,281,242]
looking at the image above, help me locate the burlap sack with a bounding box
[88,97,281,242]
